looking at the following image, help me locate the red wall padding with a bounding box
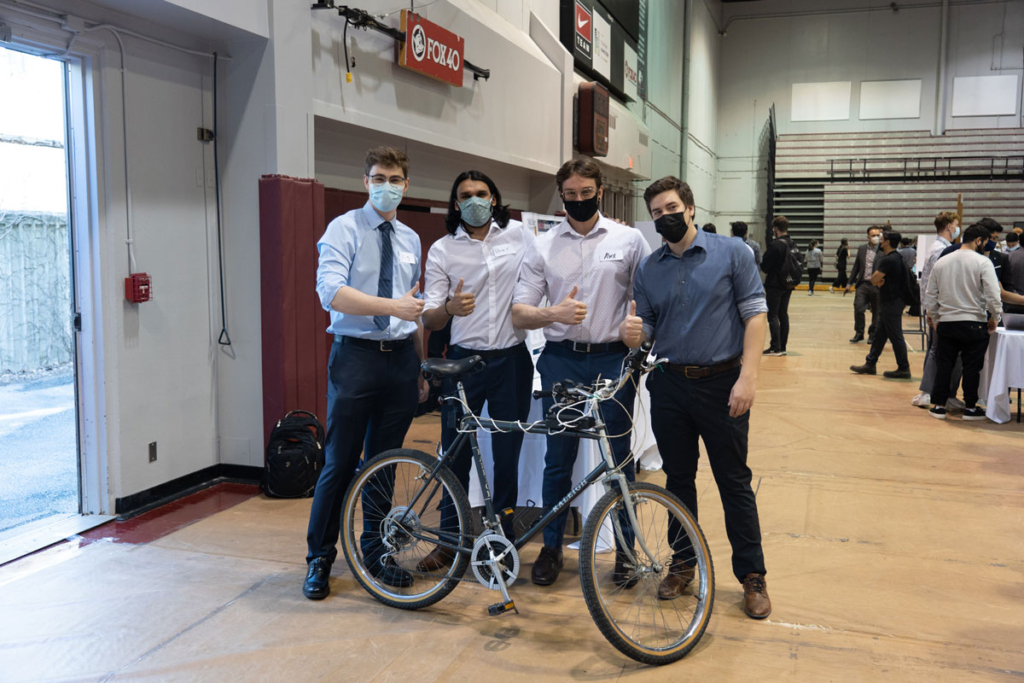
[259,175,330,448]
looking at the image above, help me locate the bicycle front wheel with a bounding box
[579,482,715,665]
[341,448,471,610]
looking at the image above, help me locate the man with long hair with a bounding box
[417,171,535,570]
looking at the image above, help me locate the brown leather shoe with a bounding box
[657,559,695,600]
[416,546,455,572]
[742,573,771,619]
[530,546,564,586]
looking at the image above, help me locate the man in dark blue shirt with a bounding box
[619,176,772,619]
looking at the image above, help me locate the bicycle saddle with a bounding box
[421,355,486,380]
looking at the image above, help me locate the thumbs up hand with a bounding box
[552,285,587,325]
[620,299,645,347]
[392,283,425,321]
[447,278,476,317]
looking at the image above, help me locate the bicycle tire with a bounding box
[341,448,472,610]
[579,482,715,665]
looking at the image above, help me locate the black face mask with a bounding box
[654,212,690,244]
[563,195,600,223]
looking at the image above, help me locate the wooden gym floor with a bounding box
[1,294,1022,681]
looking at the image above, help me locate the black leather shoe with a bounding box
[849,363,877,375]
[849,334,864,343]
[883,368,912,379]
[612,551,639,589]
[303,557,332,600]
[531,546,564,586]
[369,557,414,588]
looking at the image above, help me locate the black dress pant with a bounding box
[832,267,848,288]
[440,343,533,539]
[807,268,821,292]
[648,366,766,582]
[931,321,991,407]
[865,299,909,370]
[306,339,419,565]
[853,282,880,337]
[766,286,792,352]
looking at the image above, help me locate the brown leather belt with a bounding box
[666,357,742,380]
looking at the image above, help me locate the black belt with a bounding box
[336,335,413,352]
[449,343,526,360]
[666,357,742,380]
[554,340,628,354]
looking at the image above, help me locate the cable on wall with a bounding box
[212,52,231,347]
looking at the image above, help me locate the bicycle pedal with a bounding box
[487,600,518,616]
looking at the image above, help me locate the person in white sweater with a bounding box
[924,223,1002,421]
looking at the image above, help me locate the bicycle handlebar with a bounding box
[531,341,654,405]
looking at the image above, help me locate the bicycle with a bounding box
[339,342,715,665]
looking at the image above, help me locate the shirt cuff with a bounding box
[738,297,769,320]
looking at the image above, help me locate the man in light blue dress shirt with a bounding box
[303,147,428,600]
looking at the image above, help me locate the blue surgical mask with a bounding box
[1008,244,1019,252]
[369,181,405,213]
[458,196,493,228]
[951,226,960,240]
[985,239,997,252]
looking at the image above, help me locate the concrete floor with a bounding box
[1,294,1022,681]
[0,367,78,533]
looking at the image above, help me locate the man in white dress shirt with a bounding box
[512,158,651,588]
[417,171,536,571]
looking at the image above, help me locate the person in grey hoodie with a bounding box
[806,240,823,295]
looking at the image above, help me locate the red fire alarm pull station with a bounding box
[577,81,609,157]
[125,273,152,303]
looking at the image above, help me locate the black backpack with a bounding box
[263,410,325,498]
[781,239,805,289]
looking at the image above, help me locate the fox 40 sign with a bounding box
[398,11,465,87]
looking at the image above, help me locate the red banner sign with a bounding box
[398,10,465,87]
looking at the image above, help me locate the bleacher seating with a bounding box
[772,129,1024,281]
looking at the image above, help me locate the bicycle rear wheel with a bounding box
[579,482,714,665]
[341,448,471,610]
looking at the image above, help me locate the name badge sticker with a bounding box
[600,250,624,262]
[399,252,417,265]
[491,244,515,258]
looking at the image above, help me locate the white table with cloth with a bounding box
[979,328,1024,424]
[467,330,660,550]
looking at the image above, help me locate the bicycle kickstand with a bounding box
[486,547,519,617]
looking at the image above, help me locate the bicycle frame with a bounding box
[394,376,659,567]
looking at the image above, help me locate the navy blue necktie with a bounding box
[374,222,394,331]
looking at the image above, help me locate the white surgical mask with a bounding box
[870,236,881,246]
[369,182,405,213]
[951,226,960,241]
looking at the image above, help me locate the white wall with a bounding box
[311,0,564,175]
[716,0,1024,240]
[686,0,722,222]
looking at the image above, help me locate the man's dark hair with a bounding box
[556,158,603,192]
[977,217,1003,234]
[900,237,912,247]
[1007,231,1020,244]
[365,146,410,177]
[731,221,748,238]
[867,225,883,235]
[934,211,958,233]
[702,223,717,234]
[884,231,901,249]
[772,215,789,233]
[643,176,694,211]
[445,170,511,235]
[963,223,989,244]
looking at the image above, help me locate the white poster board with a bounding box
[791,81,852,122]
[951,75,1019,117]
[859,79,922,120]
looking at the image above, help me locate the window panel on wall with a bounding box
[859,79,922,120]
[791,81,852,122]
